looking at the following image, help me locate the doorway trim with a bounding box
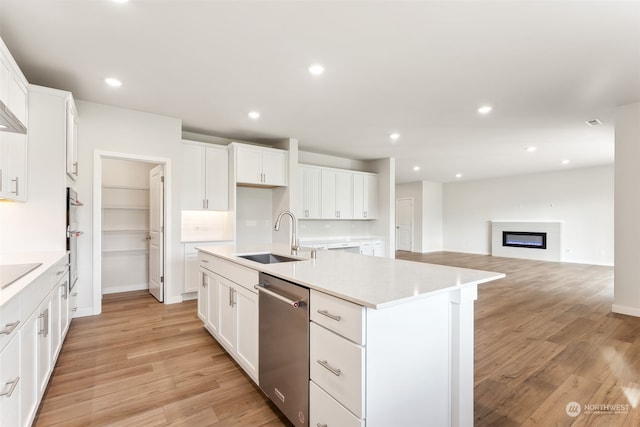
[395,197,414,252]
[93,150,172,314]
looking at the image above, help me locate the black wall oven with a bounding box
[66,187,83,290]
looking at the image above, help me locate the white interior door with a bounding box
[396,198,413,252]
[149,165,164,302]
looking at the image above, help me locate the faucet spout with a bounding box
[274,211,299,255]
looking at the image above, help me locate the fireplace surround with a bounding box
[491,221,561,261]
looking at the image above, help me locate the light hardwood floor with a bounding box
[397,251,640,427]
[35,253,640,426]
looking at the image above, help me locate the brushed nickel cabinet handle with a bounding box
[0,377,20,398]
[73,162,78,176]
[10,177,18,195]
[0,321,20,335]
[317,359,341,376]
[317,309,341,322]
[317,423,328,427]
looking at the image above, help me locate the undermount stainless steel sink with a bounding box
[237,253,300,264]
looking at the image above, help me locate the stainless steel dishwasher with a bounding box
[255,272,309,426]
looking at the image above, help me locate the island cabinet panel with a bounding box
[0,333,20,427]
[198,254,259,384]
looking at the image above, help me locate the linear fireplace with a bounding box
[502,231,547,249]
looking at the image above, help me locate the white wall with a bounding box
[614,101,640,317]
[443,165,614,266]
[76,100,183,315]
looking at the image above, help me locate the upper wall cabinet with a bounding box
[321,168,352,220]
[299,164,378,221]
[0,37,29,202]
[298,165,322,219]
[0,132,27,201]
[0,39,28,134]
[182,141,229,211]
[352,172,378,220]
[234,143,287,187]
[65,98,78,181]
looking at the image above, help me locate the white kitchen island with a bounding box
[197,245,504,427]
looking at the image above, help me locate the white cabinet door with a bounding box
[334,171,352,219]
[0,334,21,427]
[20,304,40,427]
[50,282,62,360]
[352,173,378,219]
[365,174,378,219]
[36,299,52,397]
[60,274,70,339]
[261,149,287,186]
[181,143,207,210]
[235,144,287,186]
[204,147,229,210]
[321,169,352,220]
[0,58,9,105]
[184,252,199,293]
[8,74,27,126]
[301,165,322,219]
[65,98,78,180]
[182,143,229,210]
[236,146,262,185]
[217,278,237,353]
[0,132,27,201]
[197,268,209,323]
[205,271,220,336]
[235,285,258,382]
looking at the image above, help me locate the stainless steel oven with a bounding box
[66,187,83,290]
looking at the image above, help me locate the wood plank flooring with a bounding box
[397,251,640,427]
[34,291,290,427]
[35,253,640,426]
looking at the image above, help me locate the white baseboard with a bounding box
[71,307,95,318]
[181,292,197,301]
[102,283,148,294]
[612,304,640,318]
[165,295,183,304]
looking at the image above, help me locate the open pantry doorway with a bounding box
[93,151,170,312]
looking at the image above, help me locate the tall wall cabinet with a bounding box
[101,159,156,294]
[0,37,29,202]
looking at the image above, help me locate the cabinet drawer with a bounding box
[215,258,258,293]
[310,290,365,345]
[0,296,20,352]
[310,322,364,418]
[198,251,218,271]
[310,381,363,427]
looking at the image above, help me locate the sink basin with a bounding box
[237,253,301,264]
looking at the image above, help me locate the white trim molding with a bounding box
[612,304,640,318]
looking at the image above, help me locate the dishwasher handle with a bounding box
[255,283,305,308]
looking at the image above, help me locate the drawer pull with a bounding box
[0,321,20,335]
[0,377,20,398]
[317,359,341,376]
[317,309,341,321]
[202,259,209,263]
[317,424,328,427]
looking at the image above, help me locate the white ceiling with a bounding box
[1,1,638,183]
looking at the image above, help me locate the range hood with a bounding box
[0,99,27,134]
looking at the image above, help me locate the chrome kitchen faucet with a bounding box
[274,211,300,255]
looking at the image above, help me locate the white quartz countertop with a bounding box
[0,251,68,306]
[197,245,505,309]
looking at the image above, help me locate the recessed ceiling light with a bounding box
[104,77,122,87]
[455,173,462,178]
[112,0,129,3]
[308,64,324,75]
[413,166,420,171]
[248,111,260,120]
[478,105,492,114]
[585,119,602,127]
[390,133,400,141]
[525,146,537,152]
[561,159,570,165]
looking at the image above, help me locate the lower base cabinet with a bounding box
[310,381,363,427]
[198,252,259,384]
[0,254,71,427]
